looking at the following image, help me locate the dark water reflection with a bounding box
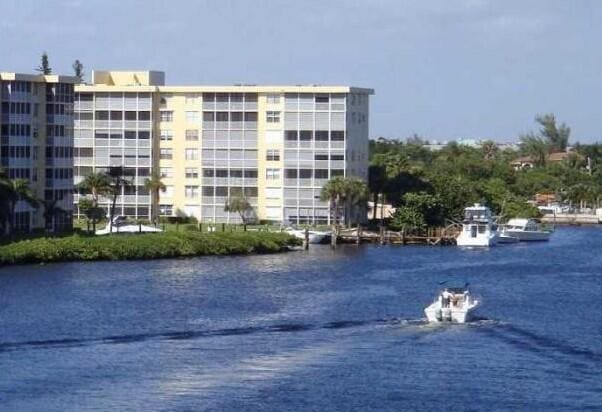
[0,226,601,411]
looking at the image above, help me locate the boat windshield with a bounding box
[464,209,490,222]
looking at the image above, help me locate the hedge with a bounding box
[0,231,301,265]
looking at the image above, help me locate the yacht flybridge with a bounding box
[456,204,497,247]
[424,286,479,324]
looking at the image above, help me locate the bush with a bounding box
[0,231,301,266]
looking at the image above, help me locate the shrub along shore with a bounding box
[0,231,301,266]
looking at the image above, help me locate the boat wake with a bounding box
[0,317,425,353]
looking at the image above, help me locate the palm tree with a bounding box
[144,172,166,225]
[320,176,347,228]
[77,171,111,232]
[342,177,369,227]
[107,167,132,234]
[41,199,67,233]
[0,178,38,235]
[368,165,386,220]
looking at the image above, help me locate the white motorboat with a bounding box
[285,228,330,244]
[456,204,498,247]
[424,286,479,324]
[499,218,552,241]
[95,224,163,235]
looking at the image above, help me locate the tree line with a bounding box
[370,114,602,232]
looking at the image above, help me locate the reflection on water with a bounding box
[0,227,601,411]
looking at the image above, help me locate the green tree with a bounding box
[368,165,387,220]
[144,172,165,225]
[36,52,52,75]
[40,199,68,233]
[320,176,347,227]
[390,192,444,232]
[77,171,111,232]
[107,167,132,233]
[224,196,254,224]
[519,133,549,167]
[342,177,369,226]
[72,59,84,82]
[0,178,39,235]
[536,113,570,152]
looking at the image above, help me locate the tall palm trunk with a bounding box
[372,192,379,220]
[109,189,118,234]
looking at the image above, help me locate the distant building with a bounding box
[0,72,77,232]
[510,150,580,170]
[74,71,373,224]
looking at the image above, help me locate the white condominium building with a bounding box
[74,70,372,224]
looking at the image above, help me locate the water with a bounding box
[0,226,601,411]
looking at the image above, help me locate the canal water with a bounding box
[0,227,601,411]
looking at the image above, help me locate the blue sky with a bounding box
[2,0,601,142]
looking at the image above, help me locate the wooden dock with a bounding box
[337,225,460,246]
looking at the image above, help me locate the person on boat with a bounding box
[441,288,452,308]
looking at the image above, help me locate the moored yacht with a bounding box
[424,285,479,324]
[499,218,552,242]
[456,204,497,247]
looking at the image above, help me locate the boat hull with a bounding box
[456,233,497,247]
[424,305,475,324]
[503,230,551,241]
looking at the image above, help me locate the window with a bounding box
[159,205,173,216]
[185,185,198,198]
[315,131,329,141]
[215,186,228,196]
[244,169,258,178]
[203,169,214,177]
[185,148,198,160]
[299,169,312,179]
[285,169,297,179]
[160,111,173,122]
[331,131,345,141]
[285,131,298,141]
[186,111,199,122]
[331,169,344,177]
[300,130,312,141]
[202,186,214,196]
[203,112,214,122]
[138,111,151,121]
[266,111,280,123]
[160,167,173,178]
[185,168,198,178]
[266,149,280,161]
[266,94,280,104]
[315,154,329,160]
[315,169,329,179]
[266,168,280,179]
[185,129,199,141]
[315,96,329,103]
[331,154,344,160]
[160,148,172,159]
[160,130,173,141]
[216,169,228,177]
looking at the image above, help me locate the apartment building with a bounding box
[0,72,77,232]
[74,71,372,224]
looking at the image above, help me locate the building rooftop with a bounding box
[80,70,374,94]
[0,72,79,83]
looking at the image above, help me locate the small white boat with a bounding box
[456,204,497,247]
[285,228,330,244]
[95,224,163,235]
[424,286,479,324]
[499,218,552,242]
